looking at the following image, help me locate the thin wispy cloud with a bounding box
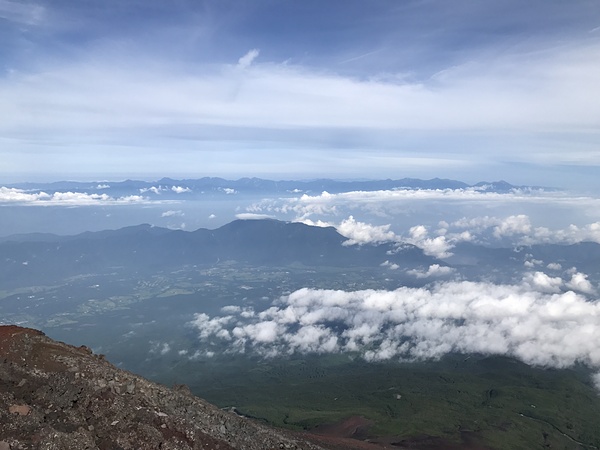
[1,40,600,181]
[161,210,184,217]
[0,0,44,25]
[1,1,599,184]
[3,44,599,133]
[237,49,260,69]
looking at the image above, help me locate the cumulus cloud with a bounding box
[492,214,532,238]
[299,216,455,258]
[380,260,400,270]
[140,186,168,194]
[301,216,397,246]
[449,214,600,246]
[522,271,563,293]
[337,216,398,245]
[0,187,147,206]
[171,186,191,194]
[548,222,600,245]
[190,280,600,384]
[566,272,597,295]
[406,225,455,259]
[0,187,51,202]
[407,264,455,279]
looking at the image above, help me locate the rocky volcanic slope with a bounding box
[0,326,328,450]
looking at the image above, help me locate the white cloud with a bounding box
[0,42,587,134]
[237,49,260,69]
[334,216,397,246]
[407,264,455,279]
[190,280,600,386]
[161,210,184,217]
[208,214,216,219]
[140,186,168,194]
[0,187,148,206]
[522,271,563,293]
[3,38,600,178]
[381,260,400,270]
[493,215,531,238]
[222,188,237,195]
[299,215,458,258]
[171,186,191,194]
[450,214,600,246]
[299,215,455,258]
[566,272,597,295]
[252,190,600,253]
[548,222,600,245]
[406,225,454,259]
[254,189,600,228]
[0,187,51,202]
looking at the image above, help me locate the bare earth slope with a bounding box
[0,325,327,450]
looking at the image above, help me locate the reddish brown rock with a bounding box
[8,404,31,416]
[0,325,326,450]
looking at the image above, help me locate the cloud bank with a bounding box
[248,189,600,254]
[0,187,147,206]
[190,276,600,384]
[263,188,600,220]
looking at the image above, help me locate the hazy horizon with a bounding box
[2,0,600,189]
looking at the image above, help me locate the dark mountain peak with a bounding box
[0,325,326,450]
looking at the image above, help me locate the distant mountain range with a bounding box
[7,177,552,198]
[0,219,438,288]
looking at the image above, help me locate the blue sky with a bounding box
[1,0,600,188]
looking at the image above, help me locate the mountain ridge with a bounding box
[0,219,439,288]
[0,325,331,450]
[6,177,553,196]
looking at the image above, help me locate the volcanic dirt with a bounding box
[0,325,326,450]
